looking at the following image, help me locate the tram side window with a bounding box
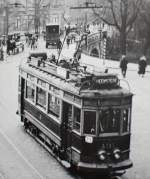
[48,94,60,117]
[83,111,96,135]
[99,109,120,134]
[26,81,35,102]
[37,87,46,109]
[62,102,72,127]
[122,109,130,132]
[73,107,81,132]
[18,76,21,92]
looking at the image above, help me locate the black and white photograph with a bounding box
[0,0,149,178]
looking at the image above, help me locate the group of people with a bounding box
[120,54,147,78]
[26,34,38,49]
[7,38,17,55]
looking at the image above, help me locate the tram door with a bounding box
[20,78,25,121]
[61,101,72,152]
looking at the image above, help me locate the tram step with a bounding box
[61,160,71,168]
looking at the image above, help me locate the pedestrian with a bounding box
[6,39,11,55]
[31,36,35,49]
[57,40,62,54]
[66,37,70,48]
[138,55,147,77]
[120,54,128,78]
[50,54,56,64]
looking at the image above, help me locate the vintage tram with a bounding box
[18,53,133,176]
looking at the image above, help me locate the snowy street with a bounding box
[0,38,149,179]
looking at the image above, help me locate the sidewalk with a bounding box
[62,43,150,73]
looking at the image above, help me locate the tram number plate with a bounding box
[85,136,93,143]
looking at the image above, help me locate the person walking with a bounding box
[57,40,62,54]
[138,55,147,77]
[31,36,35,49]
[120,55,128,78]
[66,37,70,48]
[6,39,11,55]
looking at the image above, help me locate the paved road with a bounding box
[0,44,78,179]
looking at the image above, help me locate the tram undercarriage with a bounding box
[23,118,127,179]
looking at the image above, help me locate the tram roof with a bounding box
[19,56,132,98]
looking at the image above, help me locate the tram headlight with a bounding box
[113,149,121,160]
[98,150,106,161]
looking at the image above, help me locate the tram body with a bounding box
[18,54,133,174]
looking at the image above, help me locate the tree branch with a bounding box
[108,0,121,31]
[92,7,116,27]
[126,0,141,27]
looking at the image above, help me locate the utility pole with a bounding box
[5,6,9,38]
[34,0,42,34]
[3,0,9,39]
[26,0,29,32]
[34,0,37,33]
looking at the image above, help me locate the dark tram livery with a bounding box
[18,53,133,175]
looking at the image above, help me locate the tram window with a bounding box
[37,87,46,109]
[73,107,81,132]
[27,74,35,82]
[68,104,72,124]
[122,109,130,132]
[83,111,96,135]
[83,99,97,106]
[62,102,72,127]
[99,109,120,133]
[26,81,35,102]
[38,79,46,88]
[18,76,21,92]
[48,94,60,117]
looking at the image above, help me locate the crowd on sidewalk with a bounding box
[0,31,149,79]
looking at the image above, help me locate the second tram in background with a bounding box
[45,24,60,48]
[18,52,133,177]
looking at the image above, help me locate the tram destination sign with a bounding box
[80,74,119,90]
[93,75,119,86]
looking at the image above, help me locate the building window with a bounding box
[84,111,96,135]
[26,81,35,102]
[37,87,46,109]
[73,107,81,132]
[48,94,60,117]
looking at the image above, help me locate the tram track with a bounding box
[0,98,44,179]
[0,44,131,179]
[0,83,84,179]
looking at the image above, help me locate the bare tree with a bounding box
[34,0,48,33]
[93,0,142,55]
[139,0,150,55]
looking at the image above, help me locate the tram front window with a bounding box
[122,109,130,133]
[99,108,120,134]
[84,111,96,135]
